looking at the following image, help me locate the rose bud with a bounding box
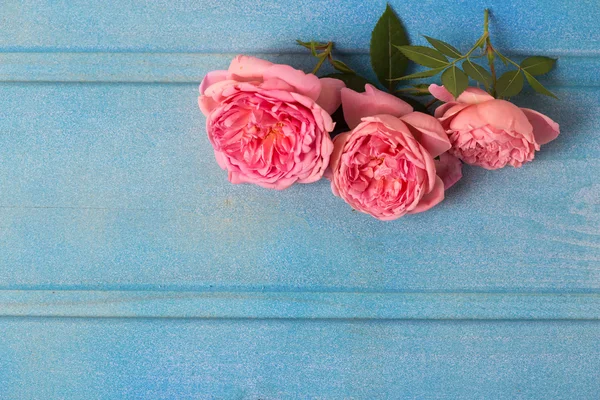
[326,84,462,220]
[199,55,345,189]
[430,84,560,170]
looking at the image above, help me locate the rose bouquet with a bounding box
[199,6,560,220]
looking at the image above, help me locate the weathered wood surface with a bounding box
[0,0,599,398]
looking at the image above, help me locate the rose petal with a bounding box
[325,132,351,183]
[263,64,322,100]
[227,55,273,81]
[428,84,455,103]
[199,70,228,95]
[259,77,296,92]
[450,100,534,143]
[400,111,451,158]
[316,77,346,114]
[456,87,495,104]
[434,101,460,118]
[198,95,218,116]
[435,153,462,190]
[520,108,560,145]
[429,84,494,105]
[341,84,413,129]
[409,176,445,214]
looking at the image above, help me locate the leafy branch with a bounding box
[296,40,356,75]
[392,9,558,99]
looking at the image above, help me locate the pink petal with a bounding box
[435,153,462,190]
[199,70,228,95]
[450,100,534,143]
[316,77,346,114]
[259,77,296,92]
[325,132,351,181]
[213,150,229,170]
[263,64,321,101]
[400,111,451,158]
[434,101,460,118]
[198,95,218,116]
[520,108,560,145]
[456,87,495,104]
[341,84,413,129]
[429,84,455,103]
[227,55,273,81]
[429,85,494,105]
[409,176,445,214]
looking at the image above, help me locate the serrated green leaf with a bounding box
[441,65,469,98]
[395,45,448,68]
[496,70,524,98]
[520,56,556,76]
[523,71,558,99]
[424,36,462,58]
[331,59,355,74]
[370,4,409,92]
[462,60,492,89]
[325,73,372,93]
[390,66,446,81]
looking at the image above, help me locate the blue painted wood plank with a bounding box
[1,1,599,397]
[1,0,599,55]
[1,291,599,319]
[0,52,597,87]
[0,319,599,398]
[0,83,598,293]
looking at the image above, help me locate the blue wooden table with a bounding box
[0,0,599,398]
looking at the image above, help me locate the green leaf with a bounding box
[441,65,469,98]
[523,71,558,99]
[370,4,409,91]
[396,45,449,68]
[462,60,492,89]
[325,73,372,93]
[496,70,524,98]
[520,56,556,76]
[424,36,462,58]
[331,59,355,74]
[390,66,446,81]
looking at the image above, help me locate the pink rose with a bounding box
[430,84,560,170]
[199,55,345,189]
[327,84,462,220]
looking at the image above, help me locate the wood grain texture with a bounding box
[0,83,598,294]
[0,53,598,86]
[1,0,599,398]
[1,319,599,399]
[1,291,599,319]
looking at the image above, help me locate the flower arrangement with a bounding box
[198,6,560,220]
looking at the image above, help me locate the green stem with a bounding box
[483,9,497,96]
[311,42,333,74]
[394,87,430,94]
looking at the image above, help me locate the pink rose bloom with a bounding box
[430,84,560,170]
[199,55,345,189]
[327,84,462,220]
